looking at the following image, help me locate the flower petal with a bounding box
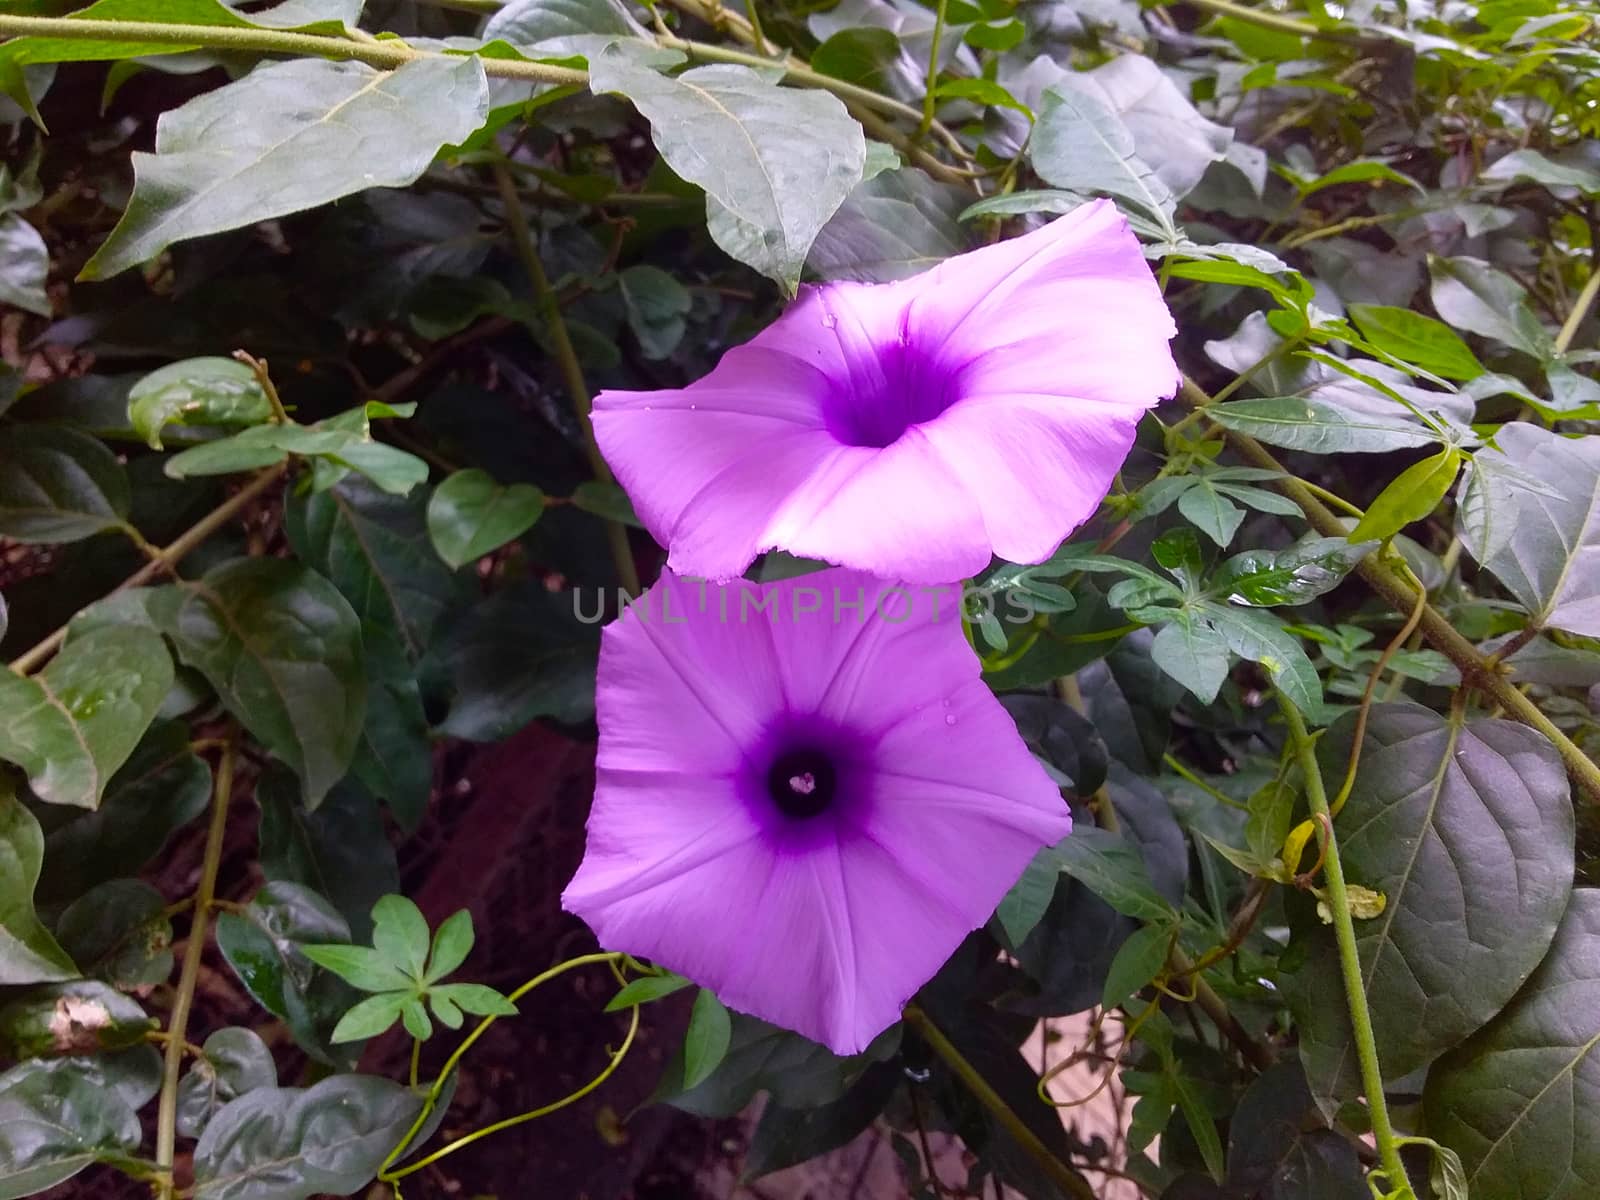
[919,392,1141,565]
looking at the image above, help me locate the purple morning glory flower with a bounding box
[593,198,1179,584]
[561,568,1072,1055]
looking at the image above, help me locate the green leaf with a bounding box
[127,357,273,450]
[0,979,156,1058]
[0,624,173,810]
[343,629,432,833]
[1348,445,1463,542]
[429,982,516,1016]
[328,992,408,1043]
[481,0,646,55]
[1211,537,1374,607]
[0,425,130,544]
[55,879,173,989]
[605,972,693,1012]
[1458,424,1600,637]
[809,165,966,284]
[1424,889,1600,1200]
[1178,478,1245,547]
[37,720,211,905]
[1346,304,1485,381]
[589,52,866,294]
[1293,158,1423,197]
[254,765,400,941]
[683,989,734,1091]
[1430,255,1555,360]
[298,945,410,993]
[191,1074,423,1200]
[570,479,643,527]
[1203,602,1322,716]
[215,881,356,1066]
[1101,922,1171,1010]
[176,1027,277,1141]
[744,1063,899,1179]
[1053,827,1175,923]
[168,409,428,496]
[287,478,457,660]
[0,1066,141,1198]
[370,893,430,980]
[425,909,473,982]
[617,264,692,359]
[1029,83,1177,238]
[85,56,490,279]
[0,780,76,985]
[153,559,366,805]
[1210,397,1439,454]
[1225,1062,1364,1196]
[1481,147,1600,195]
[1291,703,1574,1116]
[995,845,1065,946]
[426,469,545,570]
[1150,616,1231,703]
[0,213,49,317]
[810,26,900,90]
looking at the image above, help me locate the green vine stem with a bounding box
[1278,700,1417,1200]
[378,951,627,1178]
[155,724,238,1200]
[1180,376,1600,803]
[917,0,948,138]
[902,1005,1096,1200]
[7,464,286,676]
[0,14,586,83]
[490,159,640,597]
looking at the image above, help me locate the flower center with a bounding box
[766,747,837,819]
[821,336,960,449]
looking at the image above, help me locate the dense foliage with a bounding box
[1,0,1599,1197]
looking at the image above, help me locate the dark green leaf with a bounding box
[215,881,356,1066]
[177,1027,278,1141]
[1000,695,1108,796]
[1202,603,1322,716]
[255,765,399,941]
[55,879,172,989]
[0,624,173,810]
[345,628,432,833]
[426,469,545,570]
[1347,304,1485,381]
[1030,84,1176,238]
[0,425,130,544]
[1291,703,1574,1116]
[1054,827,1175,923]
[605,972,692,1012]
[38,719,210,905]
[1424,889,1600,1200]
[570,479,643,527]
[191,1074,423,1200]
[810,26,900,90]
[0,779,76,985]
[683,989,733,1091]
[994,848,1061,946]
[589,53,866,293]
[85,56,490,278]
[1150,616,1230,705]
[745,1062,899,1179]
[1226,1062,1364,1198]
[128,357,273,450]
[1211,537,1373,607]
[617,264,691,359]
[0,1065,141,1198]
[153,559,366,805]
[809,165,966,283]
[0,980,155,1058]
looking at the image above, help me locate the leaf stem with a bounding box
[919,0,948,138]
[1554,263,1599,356]
[155,725,238,1200]
[1179,376,1600,803]
[1278,700,1416,1200]
[0,14,586,83]
[490,160,639,597]
[902,1005,1095,1200]
[1163,0,1358,43]
[8,465,285,676]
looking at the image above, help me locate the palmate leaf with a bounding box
[589,52,866,294]
[84,56,489,279]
